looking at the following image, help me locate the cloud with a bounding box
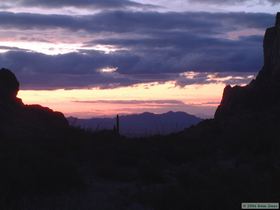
[73,99,186,105]
[0,11,273,33]
[268,0,280,4]
[0,11,274,89]
[0,49,256,89]
[86,32,264,73]
[70,99,216,118]
[187,0,279,5]
[2,0,155,9]
[176,71,255,87]
[0,45,27,51]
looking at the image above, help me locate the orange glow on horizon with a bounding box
[18,81,224,118]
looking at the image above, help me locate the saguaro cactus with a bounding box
[114,114,120,135]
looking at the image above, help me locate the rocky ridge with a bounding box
[215,12,280,119]
[0,68,69,138]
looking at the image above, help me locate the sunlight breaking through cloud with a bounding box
[98,67,118,73]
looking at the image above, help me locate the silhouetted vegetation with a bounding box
[1,118,279,209]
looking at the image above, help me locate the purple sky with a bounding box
[0,0,278,118]
[0,0,277,89]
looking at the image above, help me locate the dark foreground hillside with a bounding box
[1,13,280,210]
[1,118,279,210]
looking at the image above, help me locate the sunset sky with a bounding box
[0,0,278,118]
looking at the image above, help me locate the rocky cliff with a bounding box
[215,12,280,119]
[0,68,69,138]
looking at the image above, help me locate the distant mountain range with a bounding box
[68,111,202,137]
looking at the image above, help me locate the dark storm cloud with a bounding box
[2,0,154,9]
[0,50,140,89]
[85,29,264,71]
[2,32,263,75]
[86,33,263,74]
[0,11,273,33]
[0,11,273,89]
[0,49,257,89]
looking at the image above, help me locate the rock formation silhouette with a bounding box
[0,68,20,104]
[215,12,280,119]
[0,68,68,137]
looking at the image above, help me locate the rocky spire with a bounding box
[276,12,280,27]
[256,12,280,84]
[215,12,280,119]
